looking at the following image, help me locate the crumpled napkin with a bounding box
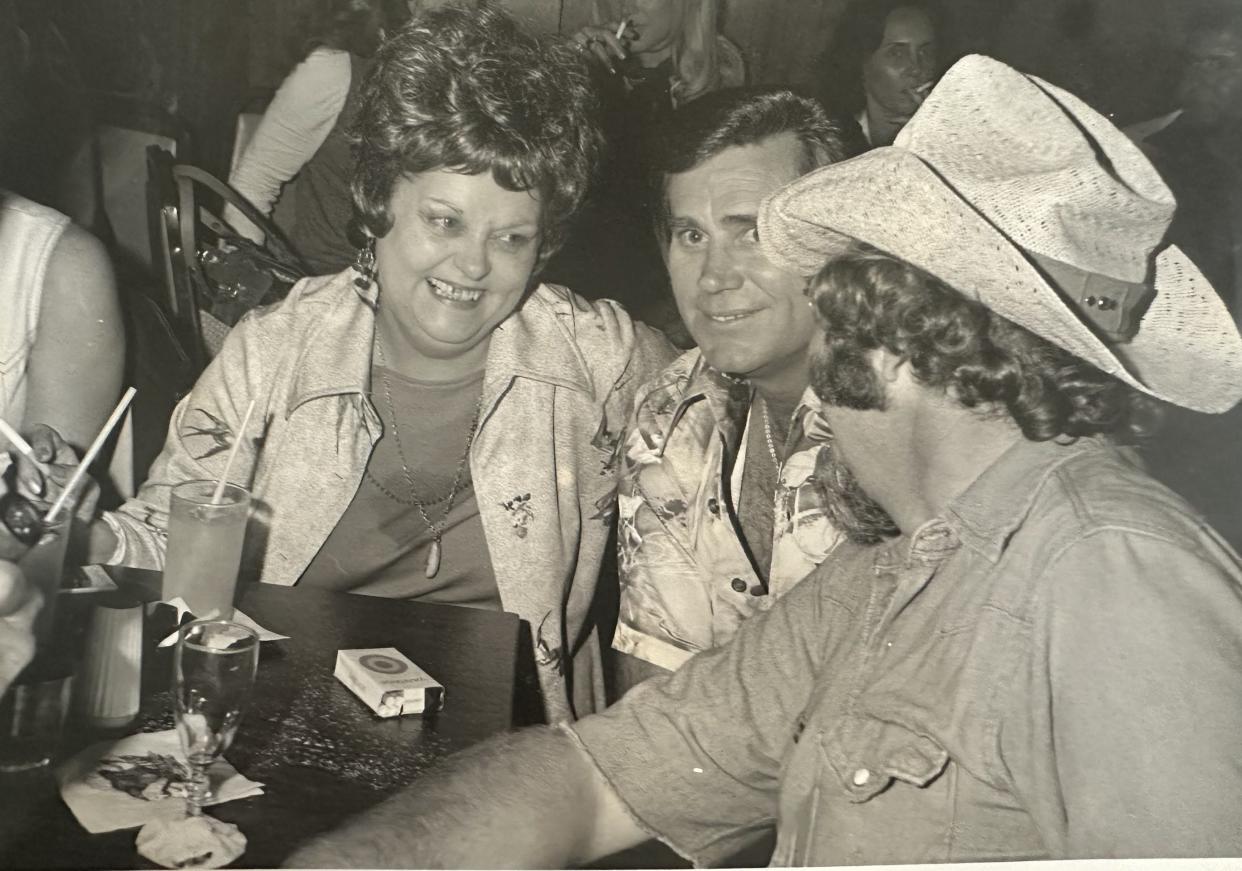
[155,597,289,647]
[137,813,247,869]
[56,729,264,833]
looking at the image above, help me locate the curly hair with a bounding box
[808,247,1157,443]
[350,3,604,266]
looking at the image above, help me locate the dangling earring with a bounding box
[353,237,377,290]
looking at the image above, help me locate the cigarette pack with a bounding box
[333,648,445,718]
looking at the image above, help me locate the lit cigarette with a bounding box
[913,81,934,102]
[0,418,51,475]
[615,19,629,41]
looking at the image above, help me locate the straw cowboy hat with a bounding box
[759,54,1242,414]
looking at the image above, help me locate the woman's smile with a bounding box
[426,277,485,306]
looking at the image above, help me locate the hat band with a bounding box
[1027,252,1154,343]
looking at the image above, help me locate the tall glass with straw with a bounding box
[162,401,256,619]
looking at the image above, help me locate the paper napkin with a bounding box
[57,729,264,833]
[155,597,289,647]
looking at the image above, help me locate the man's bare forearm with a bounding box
[284,725,646,869]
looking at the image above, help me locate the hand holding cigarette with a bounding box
[572,20,629,73]
[14,423,101,523]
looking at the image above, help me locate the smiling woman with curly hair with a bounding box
[87,3,676,725]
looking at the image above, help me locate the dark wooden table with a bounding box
[0,571,520,869]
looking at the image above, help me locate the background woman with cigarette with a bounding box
[571,0,745,108]
[545,0,745,343]
[817,0,943,148]
[77,3,675,724]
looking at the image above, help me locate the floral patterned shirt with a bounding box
[614,350,845,670]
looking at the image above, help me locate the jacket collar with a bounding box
[285,270,378,418]
[286,272,595,417]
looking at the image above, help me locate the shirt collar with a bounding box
[659,353,750,456]
[874,436,1111,570]
[939,436,1110,563]
[666,360,828,437]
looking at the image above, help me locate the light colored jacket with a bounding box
[105,269,676,721]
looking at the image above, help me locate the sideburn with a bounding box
[809,343,889,411]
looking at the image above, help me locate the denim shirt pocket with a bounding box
[777,713,954,866]
[822,713,949,802]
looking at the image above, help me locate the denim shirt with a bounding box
[570,436,1242,864]
[614,350,844,670]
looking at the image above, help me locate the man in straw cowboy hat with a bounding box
[286,55,1242,868]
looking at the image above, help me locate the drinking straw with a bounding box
[211,399,257,505]
[615,18,629,40]
[45,387,137,524]
[0,418,52,475]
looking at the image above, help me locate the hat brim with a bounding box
[760,148,1242,413]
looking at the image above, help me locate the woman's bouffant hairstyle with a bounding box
[809,247,1157,443]
[350,3,603,265]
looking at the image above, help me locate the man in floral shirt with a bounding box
[613,89,865,686]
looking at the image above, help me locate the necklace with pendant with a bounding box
[373,337,484,579]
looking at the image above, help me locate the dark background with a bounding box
[21,0,1235,179]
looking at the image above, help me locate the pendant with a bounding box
[425,538,442,578]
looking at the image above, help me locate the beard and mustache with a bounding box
[808,342,901,546]
[813,442,899,546]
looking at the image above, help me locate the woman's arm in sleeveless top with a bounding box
[224,47,352,242]
[23,223,125,451]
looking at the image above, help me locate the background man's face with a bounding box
[665,133,814,381]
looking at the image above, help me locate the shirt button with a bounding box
[749,585,766,597]
[731,578,748,593]
[852,768,871,787]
